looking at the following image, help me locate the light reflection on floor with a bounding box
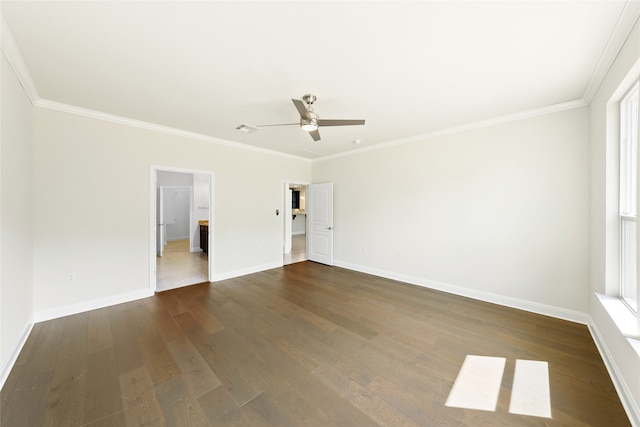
[445,355,552,419]
[445,355,506,411]
[509,359,551,418]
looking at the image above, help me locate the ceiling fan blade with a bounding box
[317,119,365,127]
[256,123,298,127]
[309,129,321,141]
[292,99,312,120]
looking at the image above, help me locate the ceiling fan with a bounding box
[237,94,365,141]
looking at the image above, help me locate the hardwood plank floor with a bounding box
[0,262,631,426]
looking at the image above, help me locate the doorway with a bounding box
[150,166,214,292]
[284,182,308,265]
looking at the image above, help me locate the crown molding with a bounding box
[35,99,312,162]
[1,10,308,162]
[0,13,39,104]
[35,97,587,165]
[3,3,633,163]
[583,0,640,103]
[314,98,588,163]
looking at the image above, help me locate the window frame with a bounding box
[619,79,640,314]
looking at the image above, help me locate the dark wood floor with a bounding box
[1,262,630,426]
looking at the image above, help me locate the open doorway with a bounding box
[150,166,214,292]
[284,182,308,265]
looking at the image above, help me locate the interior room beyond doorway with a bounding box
[284,183,307,265]
[155,169,212,291]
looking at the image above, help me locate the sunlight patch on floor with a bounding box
[446,355,552,419]
[509,359,551,418]
[445,355,506,411]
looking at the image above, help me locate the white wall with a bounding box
[1,11,635,419]
[0,53,34,378]
[31,107,310,317]
[589,17,640,423]
[157,170,193,186]
[313,106,590,317]
[292,214,306,235]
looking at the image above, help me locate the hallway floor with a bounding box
[156,239,208,291]
[284,233,306,265]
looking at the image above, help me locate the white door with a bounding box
[308,182,333,265]
[163,187,191,242]
[156,186,166,257]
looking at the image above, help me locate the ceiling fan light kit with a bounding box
[300,118,319,132]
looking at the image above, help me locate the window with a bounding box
[620,81,639,313]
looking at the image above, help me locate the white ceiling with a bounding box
[2,1,639,160]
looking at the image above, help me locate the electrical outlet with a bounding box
[67,272,76,281]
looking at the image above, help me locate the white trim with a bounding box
[35,99,311,162]
[150,167,158,292]
[599,294,640,339]
[314,99,588,163]
[0,320,33,391]
[588,315,640,427]
[583,1,640,104]
[334,259,589,324]
[0,14,39,104]
[213,261,282,282]
[33,288,153,323]
[32,98,589,166]
[2,3,637,164]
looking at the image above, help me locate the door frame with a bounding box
[150,165,215,293]
[157,186,165,257]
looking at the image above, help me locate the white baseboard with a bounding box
[213,261,282,282]
[3,261,276,391]
[0,320,33,391]
[333,260,640,424]
[334,260,589,324]
[588,318,640,427]
[4,259,637,426]
[27,253,280,325]
[33,288,154,323]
